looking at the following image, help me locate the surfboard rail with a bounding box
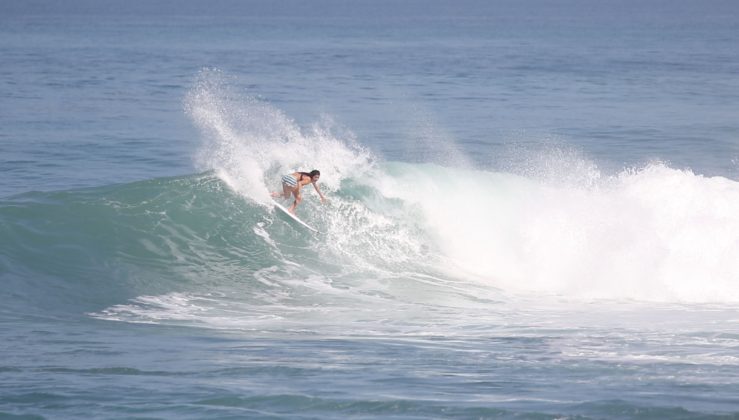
[272,200,320,233]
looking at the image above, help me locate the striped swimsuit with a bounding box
[282,174,298,188]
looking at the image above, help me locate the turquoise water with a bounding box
[2,1,739,418]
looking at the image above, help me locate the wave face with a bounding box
[0,175,272,314]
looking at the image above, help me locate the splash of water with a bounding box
[184,68,374,204]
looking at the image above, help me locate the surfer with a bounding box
[271,169,326,214]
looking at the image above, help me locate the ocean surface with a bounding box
[2,1,739,418]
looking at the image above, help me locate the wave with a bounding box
[3,71,739,322]
[2,161,739,320]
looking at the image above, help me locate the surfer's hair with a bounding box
[300,170,320,179]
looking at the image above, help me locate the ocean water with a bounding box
[2,0,739,418]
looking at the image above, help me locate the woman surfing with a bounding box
[271,169,326,214]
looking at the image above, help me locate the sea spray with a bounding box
[184,69,374,204]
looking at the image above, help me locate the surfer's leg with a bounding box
[288,191,302,214]
[272,183,292,199]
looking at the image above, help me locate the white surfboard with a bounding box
[272,200,319,233]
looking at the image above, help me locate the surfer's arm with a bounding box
[313,183,326,203]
